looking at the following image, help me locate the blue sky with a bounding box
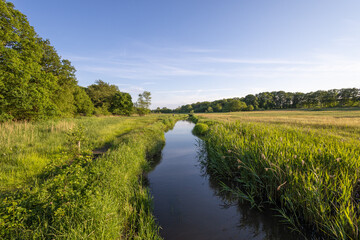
[10,0,360,108]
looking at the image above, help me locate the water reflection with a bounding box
[147,121,303,240]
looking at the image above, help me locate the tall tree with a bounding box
[86,80,119,113]
[135,91,151,115]
[110,92,133,116]
[73,87,94,116]
[0,1,57,120]
[227,99,247,112]
[244,94,259,109]
[0,1,84,120]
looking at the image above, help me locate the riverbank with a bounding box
[0,115,183,239]
[148,121,302,239]
[193,110,360,239]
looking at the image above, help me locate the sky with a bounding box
[9,0,360,108]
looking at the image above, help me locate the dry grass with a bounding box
[198,109,360,140]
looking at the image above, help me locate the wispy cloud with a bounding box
[203,57,315,65]
[65,43,360,108]
[154,88,232,94]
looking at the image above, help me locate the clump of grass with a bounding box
[201,120,360,239]
[188,114,199,123]
[192,123,209,136]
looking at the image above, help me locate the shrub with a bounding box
[188,114,198,123]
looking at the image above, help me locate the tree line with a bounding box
[155,88,360,113]
[0,1,150,121]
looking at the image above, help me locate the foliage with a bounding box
[0,1,88,121]
[135,91,151,116]
[86,80,119,109]
[0,1,134,120]
[0,1,56,120]
[73,87,94,116]
[86,80,134,116]
[110,92,133,116]
[226,99,247,112]
[245,105,254,111]
[159,88,360,113]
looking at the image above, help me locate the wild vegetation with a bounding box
[192,110,360,239]
[155,88,360,113]
[2,1,360,239]
[0,115,183,239]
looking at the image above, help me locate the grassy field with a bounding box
[0,114,183,239]
[195,109,360,239]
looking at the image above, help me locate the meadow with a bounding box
[0,115,183,239]
[195,109,360,239]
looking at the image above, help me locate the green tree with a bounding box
[0,1,58,120]
[110,92,133,116]
[0,2,83,120]
[86,80,119,111]
[73,87,94,116]
[339,88,359,106]
[214,103,222,112]
[245,105,254,111]
[244,94,259,109]
[228,99,247,112]
[135,91,151,116]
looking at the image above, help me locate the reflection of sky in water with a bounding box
[148,121,303,240]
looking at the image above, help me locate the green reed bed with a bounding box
[197,120,360,239]
[0,115,182,239]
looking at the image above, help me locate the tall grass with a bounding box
[0,115,172,190]
[0,114,183,239]
[197,111,360,239]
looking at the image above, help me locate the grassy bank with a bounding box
[194,110,360,239]
[0,114,183,239]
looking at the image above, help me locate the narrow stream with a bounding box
[148,121,303,240]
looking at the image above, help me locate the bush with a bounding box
[188,114,198,123]
[192,123,209,136]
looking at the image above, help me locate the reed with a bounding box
[197,110,360,239]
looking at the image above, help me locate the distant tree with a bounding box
[256,92,274,109]
[339,88,359,106]
[292,92,306,108]
[272,91,287,109]
[323,89,339,107]
[172,88,360,113]
[135,91,151,116]
[228,99,247,112]
[245,105,254,111]
[160,107,172,113]
[110,92,133,116]
[86,80,120,114]
[244,94,259,109]
[213,103,222,112]
[207,106,213,113]
[185,105,193,113]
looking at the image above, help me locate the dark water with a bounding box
[147,121,303,240]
